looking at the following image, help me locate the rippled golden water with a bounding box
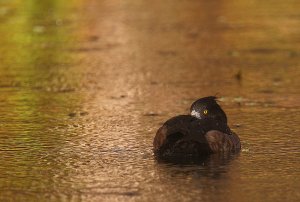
[0,0,300,201]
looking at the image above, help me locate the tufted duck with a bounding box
[153,96,241,157]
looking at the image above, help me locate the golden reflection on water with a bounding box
[0,0,300,201]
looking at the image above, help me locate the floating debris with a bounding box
[0,7,9,16]
[144,112,160,117]
[110,95,127,99]
[157,50,177,56]
[68,112,76,117]
[56,19,63,26]
[233,97,247,103]
[33,25,45,34]
[234,70,242,81]
[87,35,99,42]
[69,111,89,117]
[232,123,242,128]
[258,89,274,94]
[228,50,240,57]
[80,112,89,116]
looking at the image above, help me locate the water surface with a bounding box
[0,0,300,201]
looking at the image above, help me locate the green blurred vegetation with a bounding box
[0,0,82,190]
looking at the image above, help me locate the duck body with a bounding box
[153,97,241,157]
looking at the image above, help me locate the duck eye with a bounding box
[203,110,208,115]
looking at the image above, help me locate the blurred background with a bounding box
[0,0,299,201]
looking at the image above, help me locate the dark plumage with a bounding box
[153,96,241,157]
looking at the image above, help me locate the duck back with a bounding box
[153,115,210,157]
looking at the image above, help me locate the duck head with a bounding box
[190,96,227,124]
